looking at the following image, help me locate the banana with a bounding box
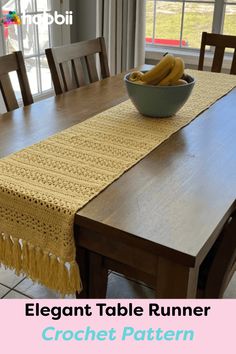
[129,71,144,82]
[133,80,146,85]
[171,79,187,86]
[159,57,185,86]
[141,54,175,85]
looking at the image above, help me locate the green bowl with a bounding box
[124,72,196,117]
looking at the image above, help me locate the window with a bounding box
[0,0,70,99]
[224,0,236,36]
[146,0,236,50]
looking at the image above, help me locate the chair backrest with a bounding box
[45,37,110,95]
[0,51,33,112]
[198,32,236,74]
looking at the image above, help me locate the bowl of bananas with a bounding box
[124,54,195,117]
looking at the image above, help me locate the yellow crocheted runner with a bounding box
[0,69,236,295]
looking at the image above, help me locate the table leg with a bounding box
[76,249,108,299]
[156,257,199,298]
[88,252,108,298]
[76,247,90,298]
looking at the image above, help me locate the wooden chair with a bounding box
[0,51,33,112]
[45,37,110,95]
[198,32,236,74]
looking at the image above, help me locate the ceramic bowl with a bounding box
[124,73,195,117]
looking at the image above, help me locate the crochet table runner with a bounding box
[0,69,236,295]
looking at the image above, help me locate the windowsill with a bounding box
[145,45,233,71]
[33,89,54,102]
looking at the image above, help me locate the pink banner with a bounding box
[0,300,235,353]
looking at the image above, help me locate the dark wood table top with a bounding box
[1,69,236,268]
[0,72,128,157]
[75,79,236,267]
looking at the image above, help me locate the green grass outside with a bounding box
[146,1,236,49]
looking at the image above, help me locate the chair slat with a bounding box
[212,46,225,73]
[99,37,110,79]
[72,58,86,87]
[198,32,207,71]
[230,49,236,75]
[15,51,33,106]
[0,74,19,111]
[45,48,65,95]
[60,61,77,92]
[85,54,99,83]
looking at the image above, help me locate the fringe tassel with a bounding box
[41,250,51,281]
[0,233,5,263]
[12,237,22,275]
[28,243,38,280]
[3,236,13,268]
[58,260,71,296]
[0,232,82,295]
[49,254,58,290]
[35,247,43,280]
[22,240,29,272]
[70,261,83,294]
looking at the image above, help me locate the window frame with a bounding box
[146,0,236,53]
[0,0,70,100]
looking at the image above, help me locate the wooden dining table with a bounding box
[0,66,236,298]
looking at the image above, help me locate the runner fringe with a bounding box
[0,232,82,296]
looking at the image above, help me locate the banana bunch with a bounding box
[129,54,187,86]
